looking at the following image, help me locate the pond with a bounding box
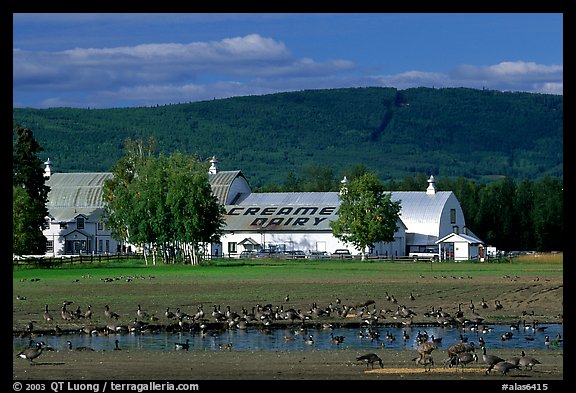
[13,323,563,353]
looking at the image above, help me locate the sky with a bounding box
[12,13,563,109]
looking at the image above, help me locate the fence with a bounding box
[12,253,143,268]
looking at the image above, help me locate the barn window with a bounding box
[228,242,237,254]
[97,221,104,230]
[76,217,85,229]
[450,209,456,224]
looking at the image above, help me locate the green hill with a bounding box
[13,87,563,188]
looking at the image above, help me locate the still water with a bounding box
[14,323,562,352]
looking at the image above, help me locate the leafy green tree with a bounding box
[12,126,50,255]
[330,173,402,259]
[13,186,47,255]
[165,152,226,264]
[103,138,225,264]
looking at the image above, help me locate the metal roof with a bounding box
[209,170,245,205]
[390,191,452,224]
[46,173,113,208]
[239,192,341,206]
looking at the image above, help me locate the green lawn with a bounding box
[13,255,563,332]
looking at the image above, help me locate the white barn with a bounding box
[42,158,483,260]
[42,159,124,256]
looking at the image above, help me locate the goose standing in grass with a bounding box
[482,347,506,373]
[453,352,478,372]
[61,304,74,321]
[17,341,45,364]
[105,305,120,320]
[137,305,149,319]
[84,305,93,320]
[356,353,383,369]
[43,304,53,322]
[489,361,521,376]
[518,351,541,371]
[113,339,122,351]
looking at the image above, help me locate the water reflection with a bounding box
[14,323,562,353]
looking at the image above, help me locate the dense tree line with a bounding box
[13,87,562,187]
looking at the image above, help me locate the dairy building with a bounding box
[41,157,483,260]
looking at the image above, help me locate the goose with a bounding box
[104,305,120,320]
[175,338,191,351]
[454,352,478,372]
[482,347,506,373]
[137,305,149,319]
[356,353,383,369]
[303,335,314,345]
[84,305,92,320]
[66,340,95,351]
[518,350,541,371]
[17,341,44,363]
[113,339,122,350]
[506,354,522,366]
[330,333,345,345]
[478,336,486,348]
[488,361,521,376]
[43,304,53,321]
[402,330,410,342]
[480,297,489,309]
[61,304,74,321]
[165,307,176,319]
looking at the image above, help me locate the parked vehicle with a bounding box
[331,249,352,259]
[239,250,256,258]
[307,251,330,259]
[284,250,306,259]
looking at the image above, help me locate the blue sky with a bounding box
[13,13,563,109]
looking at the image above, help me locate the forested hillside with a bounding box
[13,87,563,188]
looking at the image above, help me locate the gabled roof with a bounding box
[46,172,113,208]
[436,232,484,245]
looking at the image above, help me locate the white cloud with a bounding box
[13,37,563,108]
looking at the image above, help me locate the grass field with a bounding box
[12,254,564,381]
[13,254,563,331]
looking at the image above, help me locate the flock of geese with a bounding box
[16,291,560,375]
